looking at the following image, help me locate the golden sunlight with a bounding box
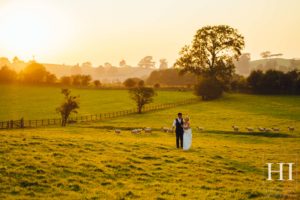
[0,2,73,60]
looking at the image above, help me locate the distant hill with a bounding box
[249,58,300,71]
[1,61,155,83]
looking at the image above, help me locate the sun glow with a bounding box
[0,1,74,61]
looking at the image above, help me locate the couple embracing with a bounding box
[172,113,192,150]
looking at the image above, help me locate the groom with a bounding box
[172,113,184,149]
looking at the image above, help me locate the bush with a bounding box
[247,69,300,94]
[194,77,223,100]
[153,83,160,89]
[123,78,143,88]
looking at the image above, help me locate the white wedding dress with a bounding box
[183,128,192,150]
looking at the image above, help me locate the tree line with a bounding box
[0,61,101,87]
[246,69,300,94]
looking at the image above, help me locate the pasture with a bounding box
[0,84,194,121]
[0,89,300,199]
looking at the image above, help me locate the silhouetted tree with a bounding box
[260,51,271,59]
[123,78,142,88]
[159,59,168,69]
[22,61,49,83]
[129,86,156,113]
[93,80,101,88]
[138,56,155,68]
[175,25,244,99]
[12,56,24,64]
[60,76,72,86]
[154,83,160,89]
[81,75,92,86]
[119,59,126,67]
[247,70,264,92]
[45,72,57,84]
[235,53,251,75]
[0,57,10,66]
[0,66,17,83]
[247,69,300,94]
[71,75,81,86]
[146,69,197,86]
[195,77,223,100]
[56,89,79,126]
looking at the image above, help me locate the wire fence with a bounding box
[0,98,198,130]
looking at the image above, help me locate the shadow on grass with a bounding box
[205,130,296,138]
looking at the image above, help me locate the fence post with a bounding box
[20,118,24,128]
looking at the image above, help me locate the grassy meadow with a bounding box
[0,88,300,199]
[0,84,194,121]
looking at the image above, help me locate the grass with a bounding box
[0,84,194,121]
[0,92,300,199]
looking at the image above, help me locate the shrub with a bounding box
[194,77,223,100]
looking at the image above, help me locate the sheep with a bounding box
[161,127,172,133]
[272,127,280,132]
[232,125,239,132]
[196,126,204,132]
[246,127,255,132]
[115,129,121,134]
[166,128,173,133]
[131,129,140,134]
[258,127,266,132]
[265,128,272,132]
[144,127,152,133]
[288,127,295,132]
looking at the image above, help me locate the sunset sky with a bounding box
[0,0,299,67]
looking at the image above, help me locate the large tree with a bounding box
[174,25,245,83]
[129,86,156,114]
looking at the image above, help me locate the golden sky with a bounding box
[0,0,299,67]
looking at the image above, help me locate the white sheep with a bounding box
[144,127,152,133]
[196,126,204,132]
[232,125,239,132]
[265,128,272,132]
[131,129,139,134]
[246,127,254,132]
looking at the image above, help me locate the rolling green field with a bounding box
[0,90,300,199]
[0,84,194,121]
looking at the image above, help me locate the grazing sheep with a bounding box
[232,125,239,132]
[288,127,295,132]
[131,129,139,134]
[166,128,173,133]
[265,128,272,132]
[258,127,266,132]
[272,127,280,132]
[196,126,204,132]
[246,127,254,132]
[115,129,121,134]
[161,127,172,133]
[144,127,152,133]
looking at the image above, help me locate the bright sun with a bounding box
[0,2,73,61]
[1,13,50,55]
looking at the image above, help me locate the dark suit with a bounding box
[174,118,184,148]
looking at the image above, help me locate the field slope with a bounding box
[0,93,299,199]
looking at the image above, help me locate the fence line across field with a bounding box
[0,98,198,129]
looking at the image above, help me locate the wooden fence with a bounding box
[0,98,198,129]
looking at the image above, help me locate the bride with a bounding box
[183,116,192,150]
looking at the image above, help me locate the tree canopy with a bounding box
[175,25,245,83]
